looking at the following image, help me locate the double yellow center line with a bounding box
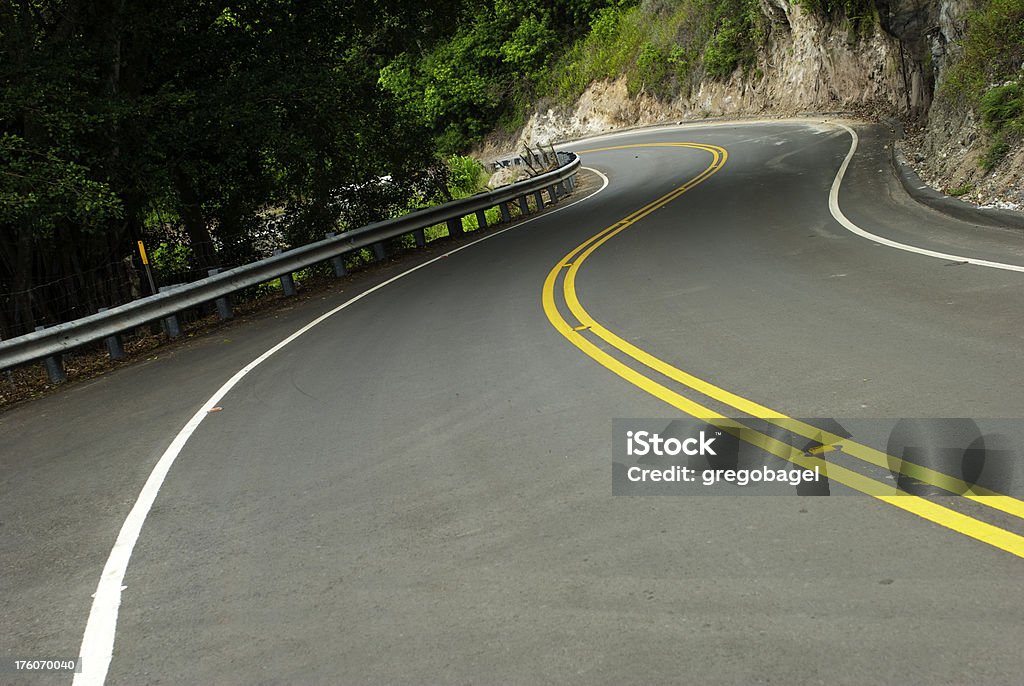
[542,142,1024,558]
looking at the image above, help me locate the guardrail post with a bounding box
[547,185,559,204]
[273,250,297,296]
[372,242,387,261]
[533,190,545,210]
[556,181,568,197]
[157,287,182,338]
[518,195,530,215]
[566,175,575,191]
[500,202,512,223]
[413,228,426,247]
[475,209,488,230]
[207,269,234,320]
[446,217,463,237]
[34,325,67,383]
[96,308,126,360]
[325,233,348,277]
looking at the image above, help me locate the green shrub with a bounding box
[590,5,623,44]
[980,82,1024,133]
[942,0,1024,104]
[550,3,648,103]
[703,20,747,79]
[935,0,1023,172]
[500,14,557,78]
[945,184,974,197]
[632,42,671,96]
[446,155,489,198]
[981,136,1011,172]
[150,242,193,283]
[977,82,1022,170]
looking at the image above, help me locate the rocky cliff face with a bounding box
[494,2,911,148]
[895,0,1023,208]
[480,0,1019,208]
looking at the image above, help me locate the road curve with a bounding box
[2,120,1023,685]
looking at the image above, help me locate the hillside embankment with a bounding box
[474,0,1021,210]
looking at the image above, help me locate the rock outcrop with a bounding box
[477,1,1019,208]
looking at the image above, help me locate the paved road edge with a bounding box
[888,140,1024,231]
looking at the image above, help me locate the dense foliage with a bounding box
[0,0,459,336]
[379,0,630,155]
[381,0,775,155]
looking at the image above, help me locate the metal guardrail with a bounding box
[1,153,581,375]
[491,150,574,170]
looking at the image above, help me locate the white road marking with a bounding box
[72,170,609,686]
[559,119,1023,274]
[829,123,1024,273]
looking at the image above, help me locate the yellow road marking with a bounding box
[544,142,1024,558]
[571,143,1024,516]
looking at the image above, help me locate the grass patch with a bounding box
[980,82,1024,132]
[980,137,1012,173]
[945,184,974,197]
[977,81,1024,170]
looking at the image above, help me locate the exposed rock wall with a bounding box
[897,0,1022,208]
[482,2,914,153]
[477,0,1019,208]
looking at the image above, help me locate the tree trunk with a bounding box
[11,230,36,335]
[174,175,217,271]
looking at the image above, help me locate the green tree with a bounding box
[0,0,452,336]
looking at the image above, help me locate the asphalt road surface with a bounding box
[2,119,1023,685]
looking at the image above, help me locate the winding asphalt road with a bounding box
[2,119,1023,685]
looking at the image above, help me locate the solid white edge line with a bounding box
[71,169,610,686]
[829,123,1024,273]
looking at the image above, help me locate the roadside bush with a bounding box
[938,0,1024,171]
[150,242,193,285]
[977,81,1023,170]
[979,82,1024,133]
[632,42,671,96]
[703,20,747,78]
[942,0,1024,104]
[551,4,648,103]
[446,155,490,197]
[698,0,762,81]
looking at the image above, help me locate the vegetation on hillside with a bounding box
[546,0,765,103]
[380,0,777,154]
[0,0,461,336]
[940,0,1024,171]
